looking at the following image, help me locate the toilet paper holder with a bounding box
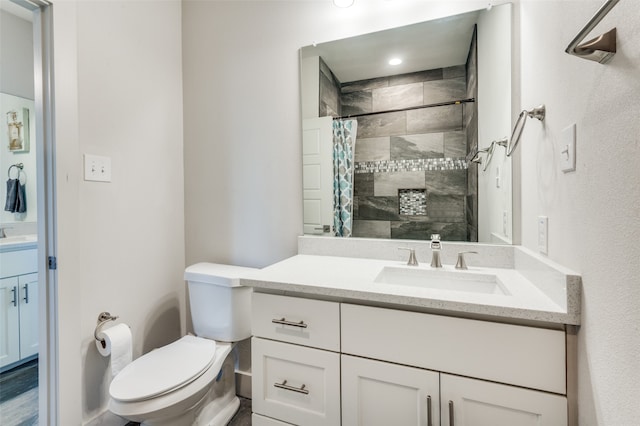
[95,311,119,349]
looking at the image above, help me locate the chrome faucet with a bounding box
[430,234,442,268]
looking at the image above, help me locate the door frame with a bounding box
[15,0,59,423]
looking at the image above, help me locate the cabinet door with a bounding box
[0,277,20,368]
[19,273,39,359]
[342,354,440,426]
[441,374,567,426]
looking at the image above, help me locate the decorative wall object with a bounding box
[6,108,29,153]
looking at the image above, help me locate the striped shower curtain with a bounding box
[332,119,358,237]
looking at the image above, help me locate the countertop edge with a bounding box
[242,277,581,326]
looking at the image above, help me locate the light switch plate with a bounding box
[560,124,576,173]
[84,154,112,182]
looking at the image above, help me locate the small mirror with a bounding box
[300,4,512,244]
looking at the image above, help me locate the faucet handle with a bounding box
[0,226,13,238]
[455,251,478,270]
[398,247,418,266]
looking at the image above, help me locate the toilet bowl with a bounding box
[108,263,257,426]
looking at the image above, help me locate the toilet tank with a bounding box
[184,263,258,342]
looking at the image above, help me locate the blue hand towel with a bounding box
[4,178,26,213]
[16,181,26,213]
[4,178,18,212]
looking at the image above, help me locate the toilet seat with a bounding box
[110,335,216,402]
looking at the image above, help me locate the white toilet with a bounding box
[108,263,257,426]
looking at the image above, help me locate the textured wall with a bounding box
[518,1,640,424]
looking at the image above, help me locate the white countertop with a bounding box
[0,234,37,252]
[242,254,581,326]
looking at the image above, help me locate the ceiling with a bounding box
[301,10,480,83]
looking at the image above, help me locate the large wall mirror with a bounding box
[300,3,513,244]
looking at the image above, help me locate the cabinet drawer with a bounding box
[252,293,340,351]
[0,249,37,278]
[341,304,566,394]
[252,337,340,426]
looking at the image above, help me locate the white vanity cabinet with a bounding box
[251,292,341,426]
[251,293,569,426]
[0,248,39,369]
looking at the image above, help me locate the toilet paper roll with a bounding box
[96,323,132,377]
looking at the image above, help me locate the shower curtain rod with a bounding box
[333,97,475,120]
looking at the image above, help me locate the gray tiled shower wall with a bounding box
[318,29,478,241]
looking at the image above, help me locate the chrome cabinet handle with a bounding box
[426,395,432,426]
[23,283,29,304]
[274,380,309,395]
[10,286,17,307]
[272,318,308,328]
[449,400,454,426]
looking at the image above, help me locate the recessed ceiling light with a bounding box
[333,0,354,7]
[389,58,402,66]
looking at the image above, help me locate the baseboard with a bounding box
[235,370,252,399]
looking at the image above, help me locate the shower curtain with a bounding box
[332,119,358,237]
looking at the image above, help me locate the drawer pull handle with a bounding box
[10,286,17,307]
[272,318,308,329]
[449,400,454,426]
[426,395,432,426]
[274,380,309,395]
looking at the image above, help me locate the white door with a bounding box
[19,273,39,359]
[441,373,567,426]
[302,116,334,235]
[0,276,21,368]
[342,354,440,426]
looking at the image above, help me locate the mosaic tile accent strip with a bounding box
[355,158,468,174]
[399,189,427,216]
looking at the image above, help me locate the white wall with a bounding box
[52,1,185,423]
[183,0,639,425]
[0,11,38,226]
[0,9,34,99]
[477,4,513,243]
[518,1,640,424]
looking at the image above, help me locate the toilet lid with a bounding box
[109,335,216,402]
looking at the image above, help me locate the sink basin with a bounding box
[374,266,509,295]
[0,235,37,246]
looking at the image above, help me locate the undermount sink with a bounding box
[0,235,37,246]
[374,266,509,295]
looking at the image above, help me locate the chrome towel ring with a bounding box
[7,163,24,179]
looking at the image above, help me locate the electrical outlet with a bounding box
[538,216,548,254]
[84,154,112,182]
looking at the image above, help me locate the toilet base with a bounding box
[115,342,239,426]
[200,395,240,426]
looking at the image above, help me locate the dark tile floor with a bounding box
[0,359,39,426]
